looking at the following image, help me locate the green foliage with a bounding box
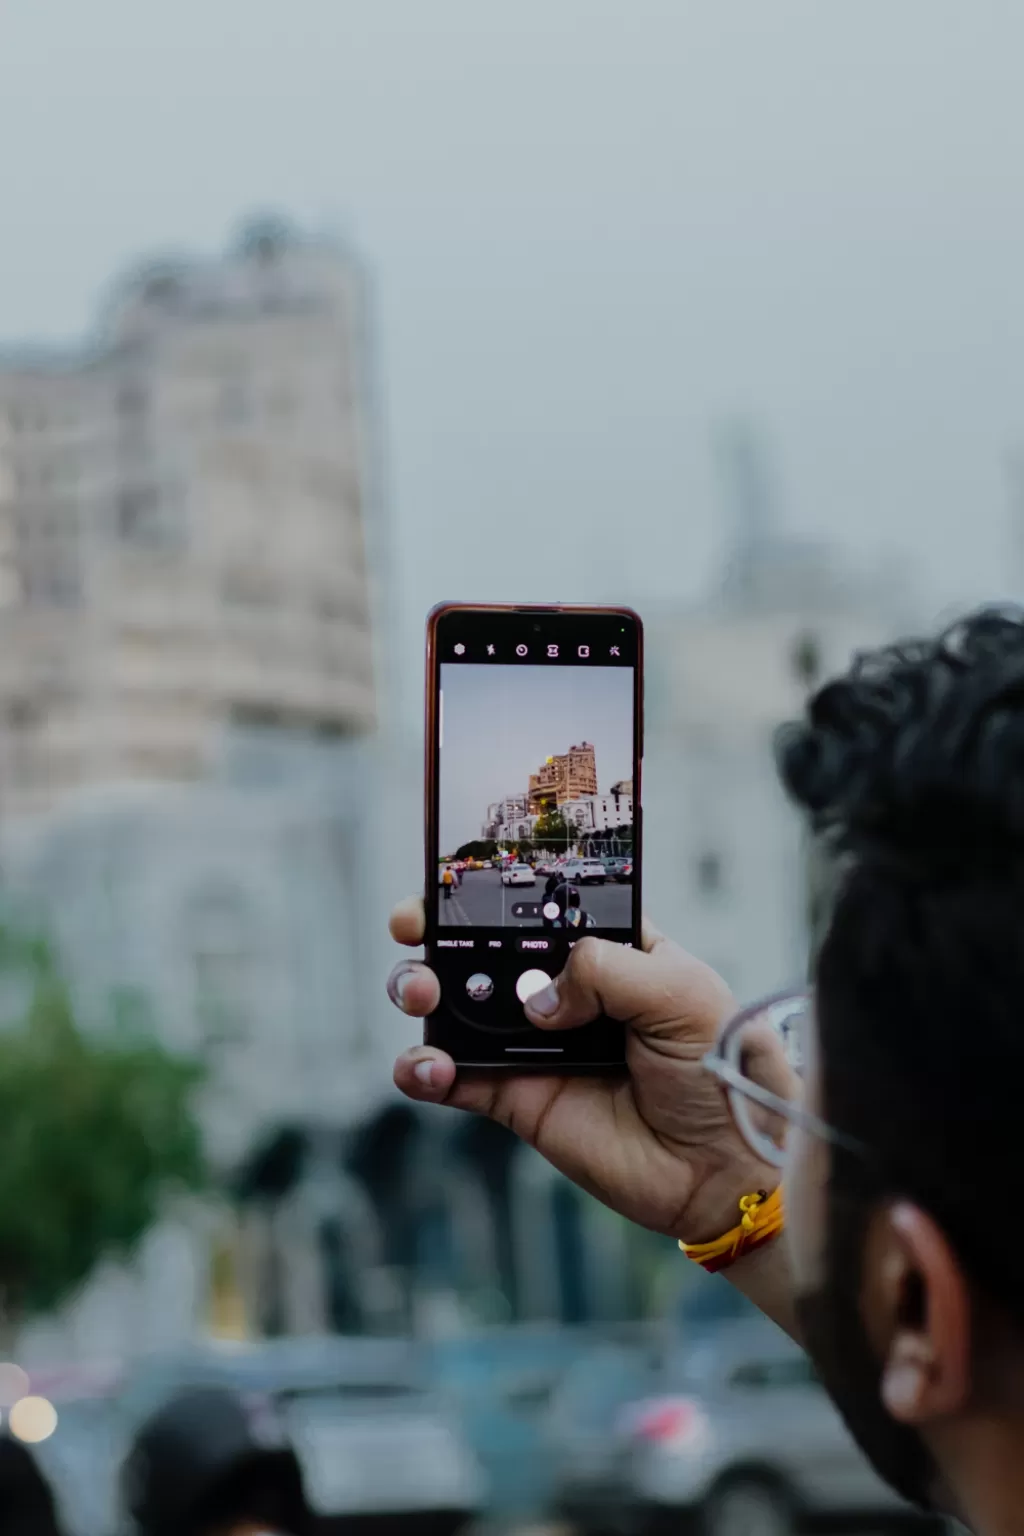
[454,839,498,861]
[532,809,575,853]
[0,929,206,1320]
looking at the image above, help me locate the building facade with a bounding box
[0,218,375,818]
[496,814,538,845]
[0,222,646,1364]
[642,536,918,1003]
[563,792,633,834]
[528,742,597,810]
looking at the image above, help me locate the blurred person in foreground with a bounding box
[0,1436,63,1536]
[388,607,1024,1536]
[122,1387,312,1536]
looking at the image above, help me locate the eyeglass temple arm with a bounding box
[702,1053,862,1155]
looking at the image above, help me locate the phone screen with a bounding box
[425,605,642,1068]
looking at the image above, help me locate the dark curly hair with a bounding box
[777,606,1024,1313]
[0,1436,62,1536]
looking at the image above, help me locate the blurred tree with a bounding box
[532,809,575,853]
[454,839,498,861]
[0,926,205,1336]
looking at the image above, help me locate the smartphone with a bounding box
[424,603,643,1070]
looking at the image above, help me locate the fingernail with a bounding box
[528,982,560,1017]
[414,1059,436,1088]
[393,969,412,1008]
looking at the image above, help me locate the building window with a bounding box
[187,885,261,1053]
[222,564,279,607]
[218,372,251,425]
[696,851,723,895]
[791,630,822,689]
[117,485,183,548]
[117,382,149,420]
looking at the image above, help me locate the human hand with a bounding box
[388,900,778,1244]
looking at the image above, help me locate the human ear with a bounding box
[861,1201,971,1425]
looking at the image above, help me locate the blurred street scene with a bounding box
[0,0,1016,1531]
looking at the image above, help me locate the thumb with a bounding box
[524,926,732,1046]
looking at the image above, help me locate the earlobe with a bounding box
[881,1335,934,1422]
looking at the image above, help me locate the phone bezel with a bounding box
[423,601,643,1071]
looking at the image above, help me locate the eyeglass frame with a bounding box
[701,987,868,1168]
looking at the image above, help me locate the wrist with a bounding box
[670,1160,782,1248]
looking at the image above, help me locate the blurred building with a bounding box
[0,219,636,1364]
[0,221,409,1364]
[0,216,375,818]
[643,426,919,1000]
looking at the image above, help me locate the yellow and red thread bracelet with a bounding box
[678,1186,784,1273]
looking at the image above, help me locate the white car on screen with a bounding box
[501,863,536,886]
[566,859,607,885]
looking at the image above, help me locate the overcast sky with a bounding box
[440,664,633,851]
[4,1,1024,714]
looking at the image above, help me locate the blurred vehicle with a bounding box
[427,1327,597,1525]
[481,859,494,869]
[673,1268,760,1332]
[565,859,607,885]
[24,1362,124,1536]
[590,1319,936,1536]
[545,1332,666,1532]
[602,857,633,883]
[111,1338,484,1536]
[501,863,536,886]
[544,1280,752,1533]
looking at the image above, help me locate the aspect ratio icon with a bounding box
[515,643,528,657]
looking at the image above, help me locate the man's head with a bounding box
[776,607,1024,1521]
[0,1435,63,1536]
[123,1386,311,1536]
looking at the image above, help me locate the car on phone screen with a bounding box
[602,857,633,882]
[502,863,536,886]
[566,859,607,885]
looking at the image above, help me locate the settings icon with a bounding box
[453,643,466,656]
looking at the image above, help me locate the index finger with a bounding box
[389,896,425,946]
